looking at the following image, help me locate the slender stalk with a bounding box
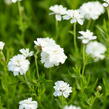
[48,68,52,80]
[34,51,39,78]
[24,74,34,92]
[17,1,25,46]
[73,23,77,51]
[0,51,7,72]
[86,19,92,29]
[107,7,109,19]
[0,51,5,64]
[56,20,58,41]
[24,74,30,86]
[82,45,86,76]
[60,96,65,108]
[18,1,22,20]
[17,1,23,30]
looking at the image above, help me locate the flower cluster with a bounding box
[63,10,84,25]
[0,41,5,50]
[8,48,33,76]
[86,41,106,61]
[53,81,72,98]
[103,0,109,7]
[49,5,67,21]
[34,38,67,68]
[49,5,84,25]
[49,1,104,24]
[78,30,97,44]
[64,105,81,109]
[79,1,104,20]
[19,48,34,58]
[78,29,106,61]
[19,98,38,109]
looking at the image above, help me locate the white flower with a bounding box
[19,98,38,109]
[0,41,5,50]
[34,38,56,51]
[79,1,105,20]
[19,48,34,58]
[63,10,84,25]
[49,5,67,21]
[12,0,22,3]
[78,30,97,44]
[8,54,30,76]
[4,0,22,4]
[34,38,67,68]
[103,0,109,7]
[53,81,72,98]
[86,41,107,61]
[41,45,67,68]
[64,105,81,109]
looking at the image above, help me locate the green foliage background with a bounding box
[0,0,109,109]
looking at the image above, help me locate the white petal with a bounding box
[70,19,76,24]
[55,15,62,21]
[82,39,89,44]
[103,3,108,7]
[78,19,84,25]
[63,15,70,20]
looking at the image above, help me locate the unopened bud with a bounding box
[96,85,102,91]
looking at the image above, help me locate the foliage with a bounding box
[0,0,109,109]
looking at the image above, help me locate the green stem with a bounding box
[107,7,109,19]
[18,1,23,30]
[24,74,30,86]
[24,75,34,92]
[82,45,86,76]
[0,51,7,72]
[56,20,58,41]
[48,68,52,80]
[60,96,64,108]
[87,20,92,29]
[34,52,39,78]
[18,1,21,19]
[17,1,25,46]
[74,23,77,51]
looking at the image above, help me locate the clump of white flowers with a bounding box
[8,54,30,76]
[49,5,67,21]
[53,81,72,98]
[19,48,34,58]
[86,41,107,61]
[49,2,105,24]
[34,38,67,68]
[8,48,33,76]
[19,98,38,109]
[63,10,84,25]
[0,41,5,50]
[78,30,97,44]
[79,1,105,20]
[64,105,81,109]
[103,0,109,7]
